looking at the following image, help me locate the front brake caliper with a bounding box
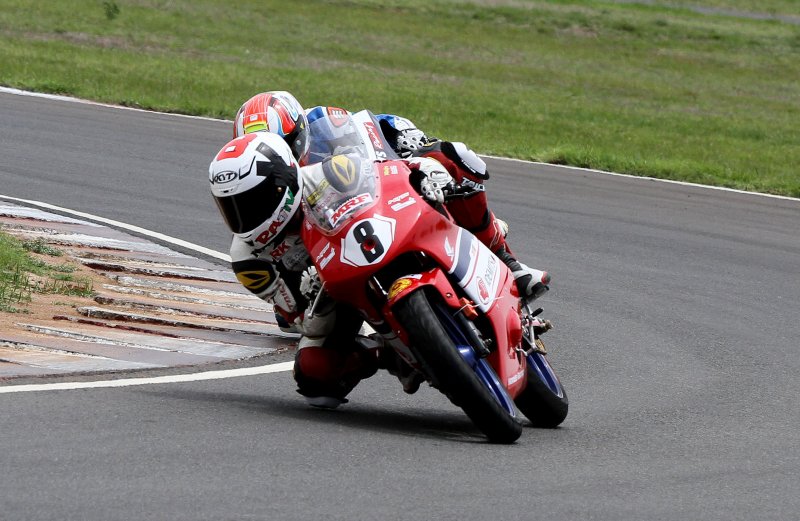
[533,337,548,355]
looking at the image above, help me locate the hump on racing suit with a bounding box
[304,106,401,164]
[304,106,363,165]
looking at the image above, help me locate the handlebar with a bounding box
[443,182,481,201]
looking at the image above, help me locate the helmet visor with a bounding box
[213,177,290,235]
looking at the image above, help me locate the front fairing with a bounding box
[301,161,435,310]
[301,153,379,234]
[301,160,526,395]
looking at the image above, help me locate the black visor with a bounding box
[214,177,290,235]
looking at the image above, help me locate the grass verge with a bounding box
[0,232,93,313]
[0,0,798,196]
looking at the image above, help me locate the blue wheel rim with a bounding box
[526,351,564,398]
[432,302,517,417]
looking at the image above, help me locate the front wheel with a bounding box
[393,288,522,443]
[514,347,569,428]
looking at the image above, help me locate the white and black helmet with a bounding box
[209,132,303,247]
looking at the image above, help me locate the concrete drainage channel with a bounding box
[0,202,295,380]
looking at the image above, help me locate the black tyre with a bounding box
[514,349,569,428]
[393,288,523,443]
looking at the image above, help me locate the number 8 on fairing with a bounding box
[340,216,396,267]
[353,221,384,262]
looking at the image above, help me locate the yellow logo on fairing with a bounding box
[307,179,330,205]
[236,270,272,291]
[331,154,357,188]
[388,278,414,300]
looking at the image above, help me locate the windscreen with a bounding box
[301,152,377,233]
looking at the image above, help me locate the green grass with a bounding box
[0,232,93,313]
[1,0,799,196]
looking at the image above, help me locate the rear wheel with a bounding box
[393,288,522,443]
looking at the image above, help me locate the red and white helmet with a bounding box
[233,91,310,163]
[209,132,303,247]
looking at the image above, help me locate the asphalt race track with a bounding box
[1,90,798,520]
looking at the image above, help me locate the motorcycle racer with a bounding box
[209,132,449,407]
[213,93,550,407]
[232,92,549,301]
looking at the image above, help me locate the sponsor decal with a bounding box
[243,113,267,134]
[320,246,335,269]
[470,240,479,264]
[387,191,416,212]
[477,277,490,303]
[444,236,455,261]
[256,219,285,245]
[306,179,330,206]
[327,107,350,127]
[387,192,410,205]
[330,193,373,228]
[390,199,416,212]
[388,278,413,299]
[330,155,357,188]
[484,254,498,286]
[255,190,294,245]
[281,245,310,271]
[508,369,525,386]
[315,243,331,264]
[273,280,297,313]
[382,164,400,176]
[270,241,292,260]
[210,170,237,185]
[314,242,337,270]
[235,270,272,291]
[364,121,384,151]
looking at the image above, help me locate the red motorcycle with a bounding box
[299,112,568,443]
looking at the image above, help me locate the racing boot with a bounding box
[471,211,550,301]
[380,349,425,394]
[372,337,425,394]
[294,339,379,409]
[495,247,551,301]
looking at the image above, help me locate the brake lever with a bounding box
[442,183,478,201]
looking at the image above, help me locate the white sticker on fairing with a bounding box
[315,242,337,270]
[340,215,396,267]
[390,198,416,212]
[508,368,525,386]
[448,229,501,312]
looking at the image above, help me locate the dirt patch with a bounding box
[0,251,110,338]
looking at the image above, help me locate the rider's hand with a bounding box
[293,304,336,340]
[299,266,322,301]
[294,266,336,341]
[409,157,453,204]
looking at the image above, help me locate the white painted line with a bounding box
[482,154,800,203]
[0,86,227,124]
[0,194,231,262]
[0,362,294,394]
[3,86,798,203]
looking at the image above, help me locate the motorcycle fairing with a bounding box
[447,228,503,314]
[383,269,462,311]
